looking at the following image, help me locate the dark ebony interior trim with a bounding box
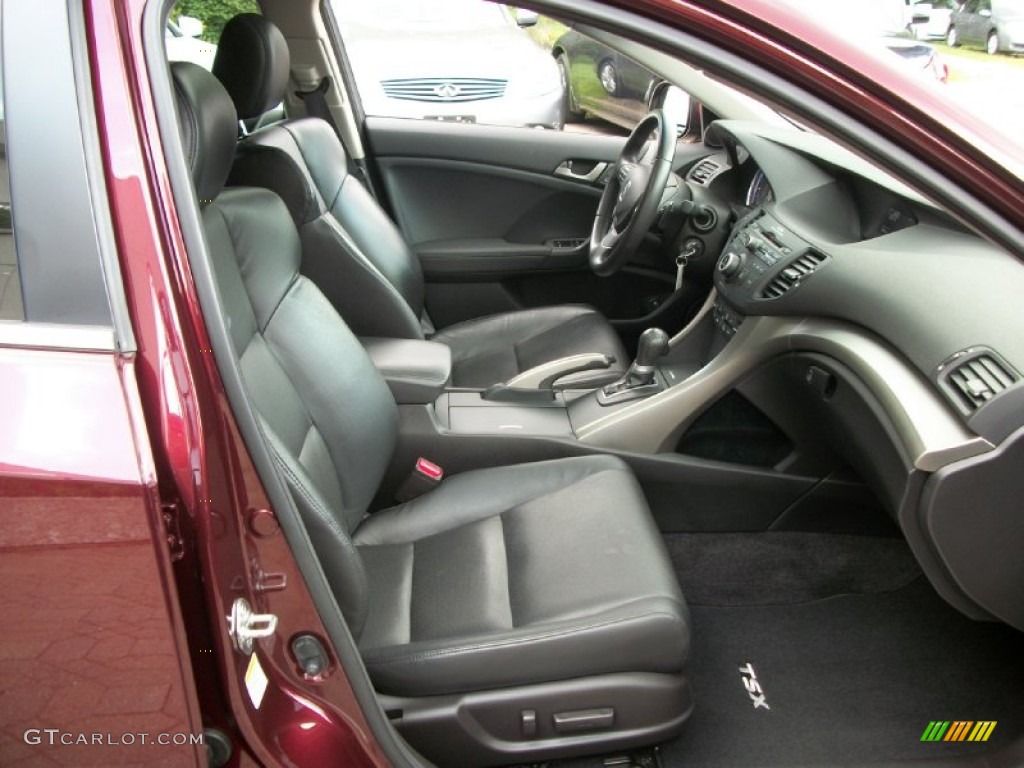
[143,2,426,765]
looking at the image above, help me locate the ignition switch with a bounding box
[681,236,704,260]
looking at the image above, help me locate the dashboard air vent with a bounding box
[940,350,1018,413]
[759,249,828,299]
[689,159,720,185]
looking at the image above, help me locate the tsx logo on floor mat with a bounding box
[921,721,996,742]
[738,662,770,710]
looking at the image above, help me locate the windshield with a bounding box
[332,0,510,30]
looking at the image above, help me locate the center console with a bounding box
[715,211,817,302]
[438,391,576,436]
[368,208,832,457]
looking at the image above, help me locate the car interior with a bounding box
[156,1,1024,766]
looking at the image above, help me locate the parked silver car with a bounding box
[331,0,564,129]
[783,0,948,81]
[165,17,216,70]
[947,0,1024,54]
[911,0,956,39]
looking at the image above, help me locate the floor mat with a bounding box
[664,532,922,606]
[661,579,1024,767]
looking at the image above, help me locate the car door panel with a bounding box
[365,116,676,326]
[367,115,624,172]
[377,158,601,255]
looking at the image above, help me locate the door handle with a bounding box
[553,160,609,183]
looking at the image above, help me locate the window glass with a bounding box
[327,0,679,136]
[0,14,24,322]
[167,0,260,70]
[549,23,684,135]
[328,1,566,130]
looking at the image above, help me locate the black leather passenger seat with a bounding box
[169,59,691,766]
[356,456,689,697]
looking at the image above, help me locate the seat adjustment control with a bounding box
[552,707,615,734]
[521,709,537,738]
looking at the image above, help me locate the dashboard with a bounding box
[670,121,1024,631]
[683,120,1024,437]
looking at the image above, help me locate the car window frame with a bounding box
[0,0,133,351]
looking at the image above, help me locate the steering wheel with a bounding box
[589,109,677,276]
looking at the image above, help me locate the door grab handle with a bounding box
[553,160,609,183]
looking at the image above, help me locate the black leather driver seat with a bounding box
[211,14,628,389]
[170,60,690,766]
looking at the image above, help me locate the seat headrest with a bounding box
[170,62,237,206]
[212,14,290,121]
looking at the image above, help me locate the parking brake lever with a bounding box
[482,353,616,403]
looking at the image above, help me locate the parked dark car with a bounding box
[553,29,662,130]
[947,0,1024,53]
[3,0,1023,767]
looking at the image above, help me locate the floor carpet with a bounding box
[659,533,1024,767]
[663,532,923,606]
[554,534,1024,768]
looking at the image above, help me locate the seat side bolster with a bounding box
[264,422,371,637]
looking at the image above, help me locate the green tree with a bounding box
[172,0,260,43]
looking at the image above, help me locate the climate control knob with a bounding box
[717,251,743,281]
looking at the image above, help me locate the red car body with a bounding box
[1,0,1021,765]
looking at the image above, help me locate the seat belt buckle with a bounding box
[395,457,444,502]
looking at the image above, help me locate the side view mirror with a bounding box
[661,85,691,135]
[516,10,539,27]
[177,15,204,38]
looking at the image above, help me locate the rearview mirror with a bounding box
[177,15,203,38]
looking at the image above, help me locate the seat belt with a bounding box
[294,75,376,196]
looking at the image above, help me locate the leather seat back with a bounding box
[213,14,428,340]
[171,61,398,636]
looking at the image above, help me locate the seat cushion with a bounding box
[430,305,628,388]
[353,455,690,697]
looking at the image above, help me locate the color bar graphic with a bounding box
[921,721,996,742]
[921,721,950,741]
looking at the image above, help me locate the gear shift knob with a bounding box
[635,327,670,369]
[598,327,669,404]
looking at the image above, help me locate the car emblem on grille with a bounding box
[434,83,462,100]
